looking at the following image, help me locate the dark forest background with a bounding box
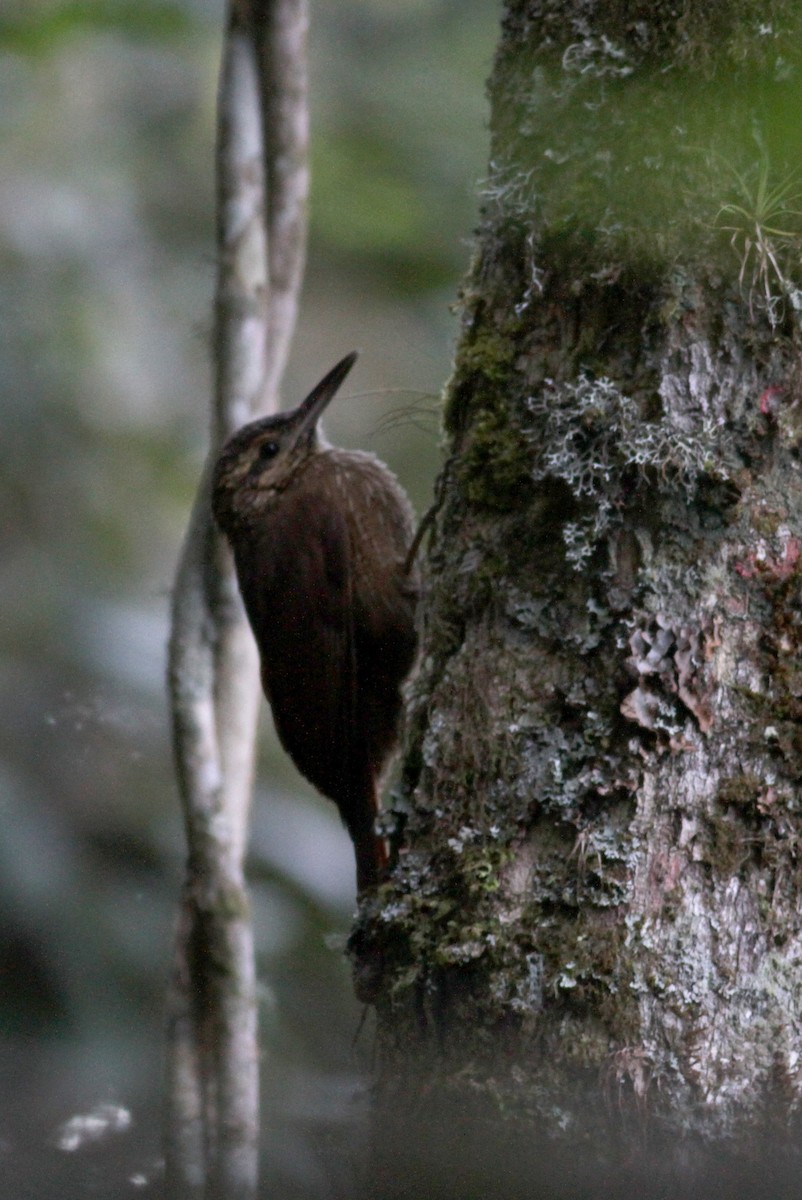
[0,1,496,1194]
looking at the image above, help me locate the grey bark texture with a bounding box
[354,0,802,1174]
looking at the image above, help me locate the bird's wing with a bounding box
[233,491,360,806]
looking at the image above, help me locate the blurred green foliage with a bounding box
[0,0,496,1193]
[0,1,192,55]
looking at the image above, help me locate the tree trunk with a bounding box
[355,0,802,1181]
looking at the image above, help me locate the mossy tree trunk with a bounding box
[355,0,802,1177]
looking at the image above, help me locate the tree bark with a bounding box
[355,0,802,1179]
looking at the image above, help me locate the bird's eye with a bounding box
[258,440,280,462]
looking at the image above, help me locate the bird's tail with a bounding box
[354,827,388,894]
[345,776,388,894]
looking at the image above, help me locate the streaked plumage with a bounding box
[212,353,418,891]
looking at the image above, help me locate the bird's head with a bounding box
[212,351,357,534]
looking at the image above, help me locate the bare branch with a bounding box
[255,0,309,404]
[214,6,269,441]
[165,0,309,1195]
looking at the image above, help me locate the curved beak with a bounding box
[289,351,358,444]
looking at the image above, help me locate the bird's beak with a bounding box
[289,351,359,444]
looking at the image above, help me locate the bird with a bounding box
[212,353,419,892]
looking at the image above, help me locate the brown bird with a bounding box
[212,353,418,892]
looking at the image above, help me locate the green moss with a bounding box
[749,506,786,538]
[459,329,517,386]
[366,838,533,1005]
[458,406,534,512]
[717,773,763,812]
[520,899,637,1042]
[700,812,752,878]
[440,303,538,512]
[442,315,521,436]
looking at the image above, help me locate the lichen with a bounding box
[526,374,733,567]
